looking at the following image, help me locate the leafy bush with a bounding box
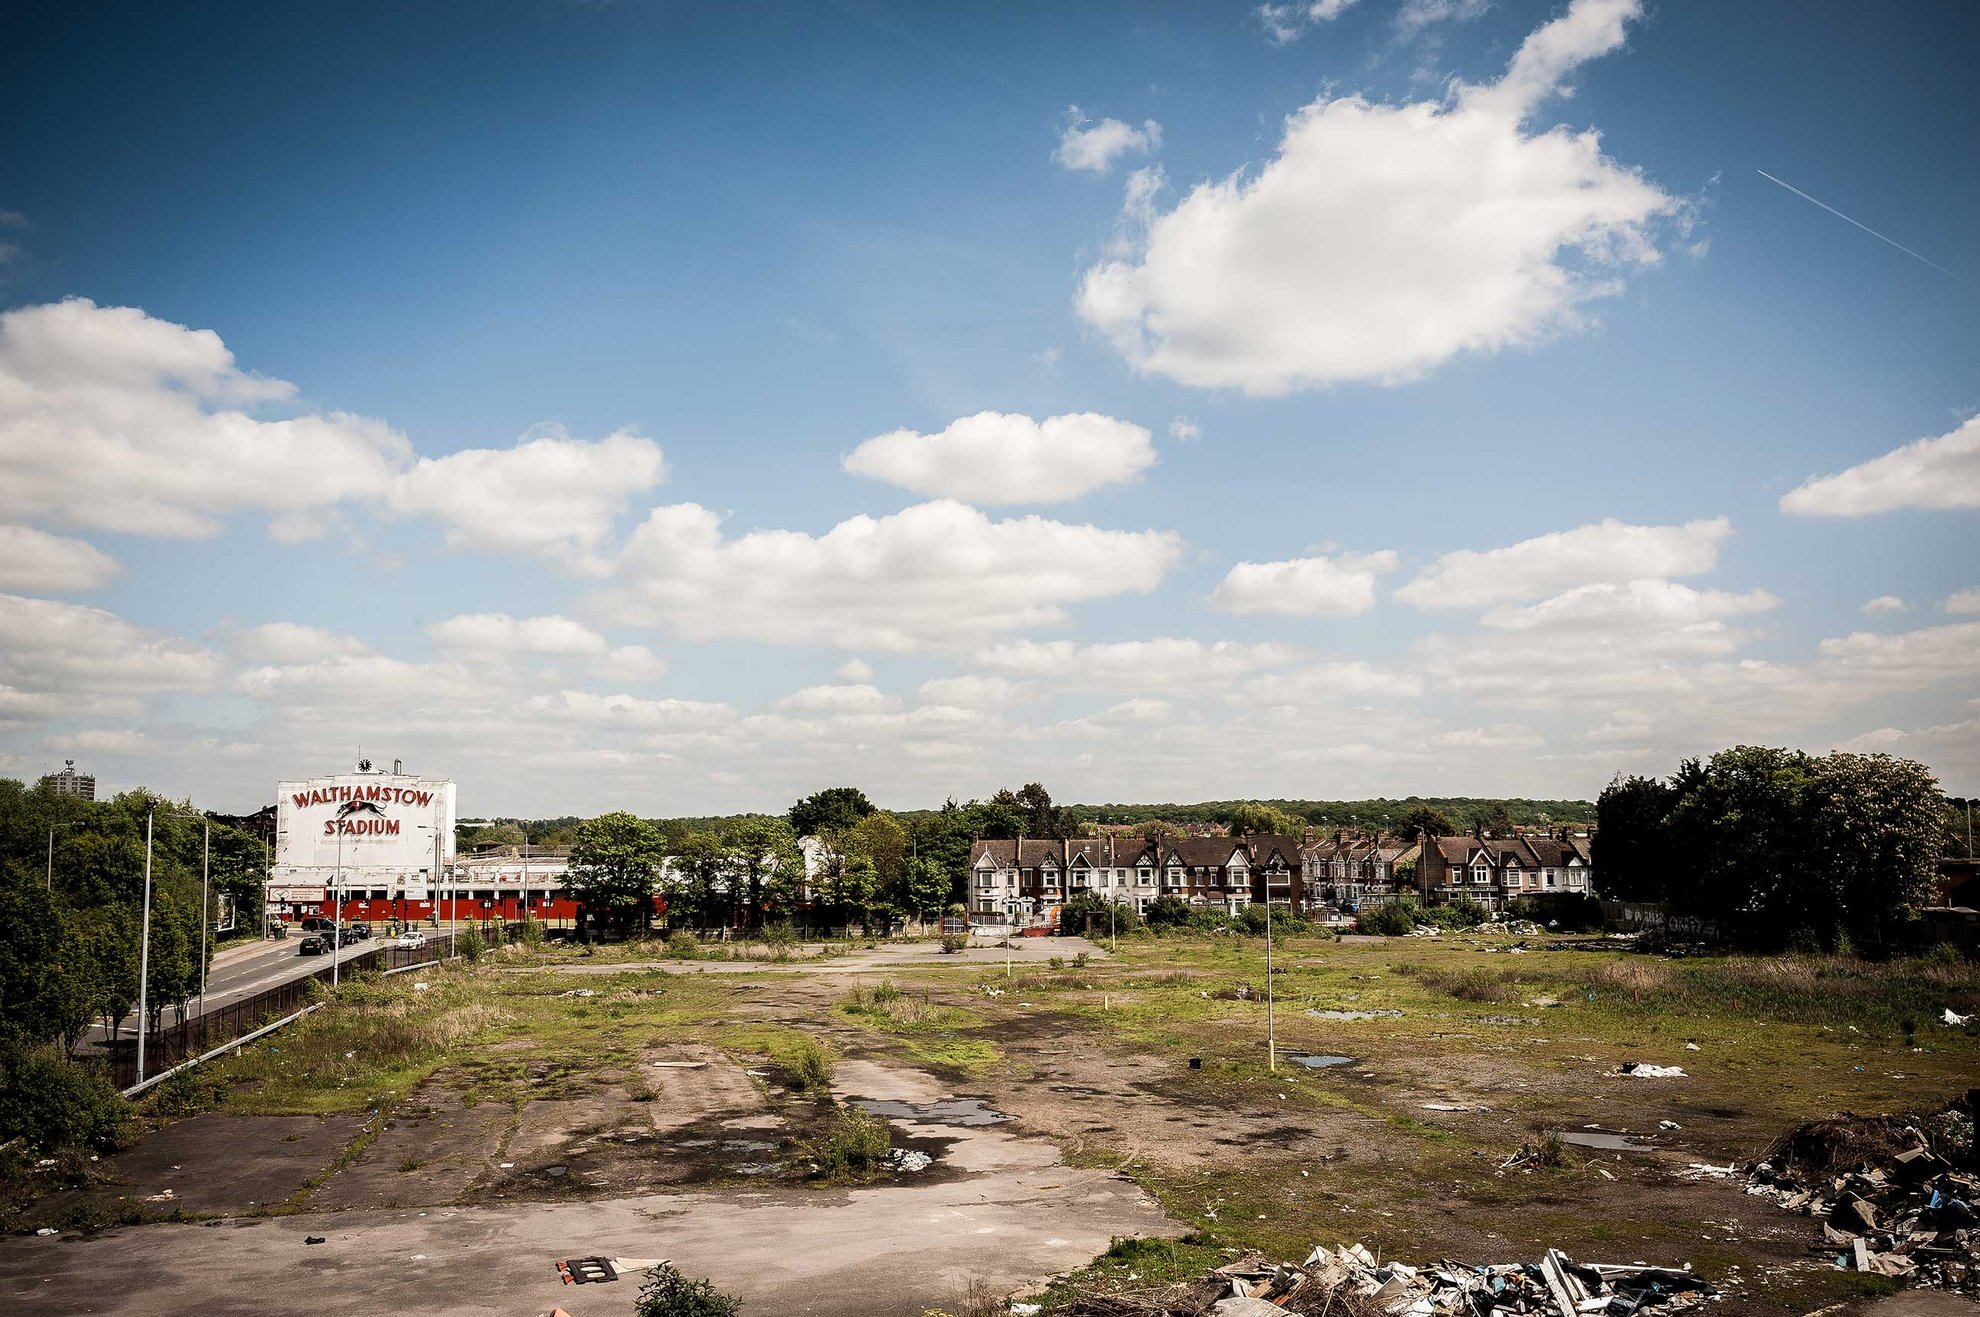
[666,931,701,960]
[634,1261,743,1317]
[0,1047,131,1153]
[1507,892,1606,931]
[1358,902,1421,936]
[939,933,969,954]
[455,925,484,962]
[804,1105,892,1182]
[1144,895,1194,929]
[515,918,544,949]
[777,1036,833,1095]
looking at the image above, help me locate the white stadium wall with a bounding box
[266,770,456,915]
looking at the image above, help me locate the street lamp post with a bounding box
[1265,877,1277,1073]
[136,806,157,1085]
[332,824,345,990]
[198,821,211,1019]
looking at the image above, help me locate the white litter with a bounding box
[1617,1064,1687,1079]
[1943,1007,1973,1026]
[412,982,431,991]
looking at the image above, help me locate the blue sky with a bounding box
[1,0,1975,815]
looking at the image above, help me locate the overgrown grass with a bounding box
[800,1105,891,1183]
[840,981,1000,1076]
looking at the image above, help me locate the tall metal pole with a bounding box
[137,807,155,1085]
[521,841,529,933]
[1265,874,1277,1073]
[332,824,344,989]
[199,821,210,1018]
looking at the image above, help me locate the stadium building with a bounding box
[266,761,457,925]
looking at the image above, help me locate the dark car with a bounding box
[300,917,333,932]
[299,935,329,955]
[349,923,372,940]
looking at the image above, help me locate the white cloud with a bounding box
[1816,622,1980,690]
[916,675,1037,709]
[0,526,119,591]
[1169,416,1201,442]
[234,623,373,664]
[774,683,900,714]
[975,637,1298,694]
[43,728,151,755]
[1943,588,1980,616]
[1055,108,1162,173]
[608,499,1182,652]
[1255,0,1361,45]
[1077,0,1675,394]
[1210,549,1397,617]
[1397,518,1731,610]
[0,593,224,719]
[0,299,409,538]
[1782,416,1980,516]
[388,425,665,570]
[426,612,610,659]
[1862,595,1910,616]
[1395,0,1488,38]
[1480,579,1779,632]
[842,411,1156,504]
[837,658,876,682]
[515,689,733,732]
[591,646,669,682]
[1241,660,1425,703]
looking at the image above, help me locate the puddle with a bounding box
[1287,1053,1357,1069]
[1310,1009,1402,1021]
[731,1162,780,1176]
[720,1140,776,1153]
[850,1098,1010,1127]
[1557,1130,1657,1152]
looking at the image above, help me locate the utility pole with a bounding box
[1265,872,1277,1073]
[332,825,344,990]
[137,805,156,1085]
[198,820,211,1019]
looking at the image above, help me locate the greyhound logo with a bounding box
[325,796,400,837]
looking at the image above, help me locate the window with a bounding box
[978,874,994,889]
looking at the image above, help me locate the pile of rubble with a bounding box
[1742,1101,1977,1292]
[1057,1243,1714,1316]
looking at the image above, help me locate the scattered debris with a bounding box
[1740,1099,1978,1293]
[1615,1063,1687,1079]
[1056,1240,1714,1316]
[412,981,430,991]
[35,1227,56,1236]
[1310,1008,1404,1021]
[304,1236,325,1245]
[560,988,597,998]
[556,1256,618,1285]
[1944,1008,1973,1027]
[888,1149,934,1173]
[650,1060,708,1069]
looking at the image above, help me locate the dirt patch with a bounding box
[304,1078,512,1211]
[27,1115,365,1225]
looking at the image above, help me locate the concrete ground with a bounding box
[2,1043,1174,1317]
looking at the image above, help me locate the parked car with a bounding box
[393,931,427,949]
[300,916,332,932]
[349,923,372,940]
[299,935,329,956]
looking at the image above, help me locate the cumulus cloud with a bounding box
[426,613,611,659]
[1943,588,1980,616]
[388,425,665,570]
[1480,579,1779,632]
[1241,660,1425,703]
[0,299,408,538]
[1862,595,1910,616]
[233,623,373,664]
[842,411,1156,504]
[1169,416,1201,442]
[1781,415,1980,516]
[43,728,151,755]
[607,499,1182,652]
[1255,0,1361,45]
[975,637,1298,694]
[773,683,900,714]
[0,593,224,720]
[1397,518,1731,610]
[1077,0,1675,394]
[1395,0,1488,38]
[0,526,118,591]
[1816,621,1980,690]
[1054,108,1162,173]
[1210,549,1397,617]
[916,675,1036,708]
[837,658,875,682]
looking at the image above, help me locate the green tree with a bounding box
[1666,746,1814,945]
[1395,806,1459,842]
[787,787,876,837]
[1805,752,1944,949]
[1593,774,1677,902]
[0,872,93,1054]
[668,830,733,931]
[1225,802,1302,836]
[894,855,951,928]
[722,815,802,928]
[569,811,665,935]
[825,854,880,934]
[851,812,909,886]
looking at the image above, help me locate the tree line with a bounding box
[1595,747,1955,951]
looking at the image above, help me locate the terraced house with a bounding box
[1417,831,1594,911]
[968,834,1305,922]
[1301,834,1421,911]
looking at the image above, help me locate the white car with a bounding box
[393,931,427,949]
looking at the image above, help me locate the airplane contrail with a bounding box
[1756,168,1965,284]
